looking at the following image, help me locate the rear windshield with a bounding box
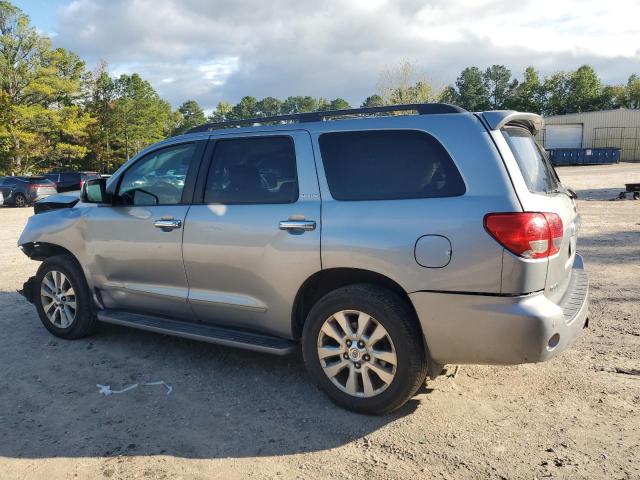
[29,177,54,185]
[502,126,559,194]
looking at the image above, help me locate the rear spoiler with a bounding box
[478,111,544,134]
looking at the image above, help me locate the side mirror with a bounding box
[81,178,110,204]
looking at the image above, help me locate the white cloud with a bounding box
[53,0,640,109]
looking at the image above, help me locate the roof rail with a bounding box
[186,103,467,134]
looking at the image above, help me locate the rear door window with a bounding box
[318,130,465,201]
[502,126,559,194]
[204,136,298,204]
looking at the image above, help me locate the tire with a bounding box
[34,255,97,339]
[302,284,428,415]
[14,193,27,208]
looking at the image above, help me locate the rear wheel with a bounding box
[302,284,427,415]
[34,255,96,339]
[14,193,27,207]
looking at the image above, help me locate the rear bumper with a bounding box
[410,254,589,365]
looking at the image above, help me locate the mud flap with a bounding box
[18,276,36,304]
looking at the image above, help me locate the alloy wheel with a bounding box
[40,270,77,328]
[317,310,397,398]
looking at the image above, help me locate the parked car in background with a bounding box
[17,104,588,415]
[45,172,100,193]
[0,176,58,207]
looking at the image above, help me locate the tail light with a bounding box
[484,212,563,259]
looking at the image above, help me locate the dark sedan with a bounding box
[45,171,100,193]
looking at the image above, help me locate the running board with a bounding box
[97,310,297,355]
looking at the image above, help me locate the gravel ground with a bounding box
[0,164,638,480]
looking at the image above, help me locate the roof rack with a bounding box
[186,103,466,134]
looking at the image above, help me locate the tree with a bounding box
[112,73,172,161]
[626,74,640,108]
[172,99,205,135]
[378,60,436,105]
[0,1,91,173]
[281,96,318,114]
[455,67,490,111]
[327,98,351,110]
[256,96,282,117]
[229,95,258,120]
[565,65,606,113]
[483,65,513,109]
[601,84,628,109]
[208,101,233,122]
[84,63,117,172]
[505,66,543,113]
[361,94,384,108]
[540,72,570,115]
[437,85,458,104]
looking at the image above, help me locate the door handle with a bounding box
[279,220,316,231]
[154,218,182,230]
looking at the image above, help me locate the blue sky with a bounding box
[11,0,640,111]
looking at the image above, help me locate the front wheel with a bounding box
[302,284,428,415]
[34,255,97,339]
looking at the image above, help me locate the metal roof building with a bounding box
[539,108,640,162]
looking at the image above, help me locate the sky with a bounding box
[13,0,640,111]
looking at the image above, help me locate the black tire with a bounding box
[14,193,27,207]
[34,254,97,339]
[302,284,428,415]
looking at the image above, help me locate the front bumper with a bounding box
[410,254,589,365]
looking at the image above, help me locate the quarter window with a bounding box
[117,143,196,205]
[318,130,465,201]
[204,136,298,204]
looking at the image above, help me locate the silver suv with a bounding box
[18,104,588,415]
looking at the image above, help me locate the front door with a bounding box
[182,131,321,338]
[84,141,203,320]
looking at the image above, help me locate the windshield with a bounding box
[502,126,560,194]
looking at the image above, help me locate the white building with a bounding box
[540,108,640,162]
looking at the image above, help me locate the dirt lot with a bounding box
[0,164,638,480]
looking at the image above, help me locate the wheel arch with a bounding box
[20,242,77,262]
[292,267,443,379]
[291,268,413,338]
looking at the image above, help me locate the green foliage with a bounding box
[172,99,206,135]
[208,101,233,122]
[0,2,92,174]
[229,96,258,120]
[361,94,384,108]
[281,96,318,114]
[256,96,282,117]
[626,74,640,109]
[504,66,543,113]
[484,65,513,109]
[455,67,490,111]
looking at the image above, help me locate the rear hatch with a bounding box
[501,126,578,303]
[29,178,58,198]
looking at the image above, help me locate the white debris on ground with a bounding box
[97,381,172,396]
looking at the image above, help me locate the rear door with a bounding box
[182,130,320,338]
[501,126,578,303]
